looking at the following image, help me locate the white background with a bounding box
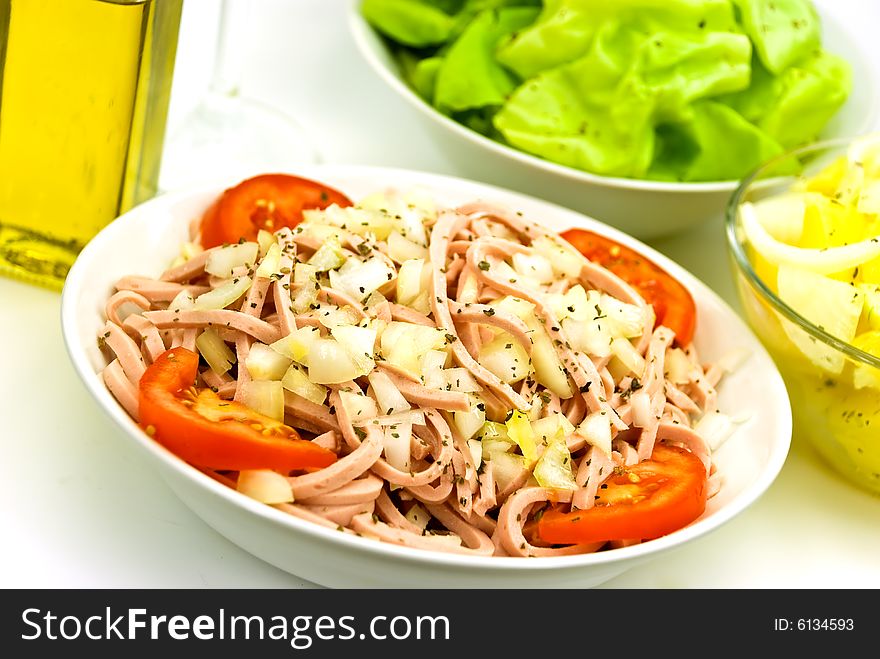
[1,0,878,589]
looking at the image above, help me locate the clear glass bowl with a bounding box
[726,137,880,496]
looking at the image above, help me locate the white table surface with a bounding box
[2,0,878,589]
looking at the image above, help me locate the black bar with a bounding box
[0,589,872,656]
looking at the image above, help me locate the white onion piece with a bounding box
[237,470,294,504]
[193,275,252,310]
[452,400,485,442]
[330,257,396,300]
[531,235,583,279]
[306,339,363,384]
[368,370,411,415]
[421,349,449,389]
[256,229,276,257]
[238,380,285,422]
[338,390,378,423]
[195,328,235,375]
[246,343,292,381]
[205,242,259,278]
[271,326,321,364]
[387,231,428,263]
[576,411,612,456]
[695,411,736,451]
[404,503,431,531]
[255,242,282,279]
[330,324,377,372]
[611,337,646,378]
[382,422,412,472]
[169,289,195,313]
[467,439,483,471]
[281,363,328,405]
[630,391,653,429]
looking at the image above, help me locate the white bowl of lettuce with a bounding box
[350,0,879,239]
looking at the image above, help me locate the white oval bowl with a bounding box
[348,1,879,240]
[61,165,792,588]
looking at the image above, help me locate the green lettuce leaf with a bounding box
[494,19,751,177]
[731,0,820,74]
[649,101,785,181]
[361,0,458,47]
[722,49,852,148]
[434,7,540,112]
[496,0,740,79]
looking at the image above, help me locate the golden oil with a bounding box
[0,0,183,289]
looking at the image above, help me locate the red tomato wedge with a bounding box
[537,445,707,544]
[138,347,337,472]
[199,173,353,248]
[560,229,697,346]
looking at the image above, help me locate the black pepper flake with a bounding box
[482,308,496,317]
[478,260,491,271]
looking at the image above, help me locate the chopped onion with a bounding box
[441,367,481,393]
[205,242,259,278]
[281,363,328,405]
[195,328,235,375]
[601,294,645,338]
[533,438,577,490]
[512,252,553,284]
[238,380,285,422]
[421,349,449,388]
[610,337,646,377]
[193,275,252,310]
[478,334,530,384]
[467,439,483,471]
[531,412,575,444]
[629,391,653,429]
[577,411,612,455]
[396,258,424,307]
[246,342,292,381]
[169,289,195,313]
[379,322,447,377]
[382,422,412,472]
[306,338,363,384]
[492,295,535,320]
[387,231,428,263]
[404,503,431,531]
[525,313,573,398]
[330,323,377,373]
[694,411,736,451]
[317,305,360,330]
[368,370,411,415]
[255,242,282,279]
[489,452,526,492]
[330,256,396,300]
[256,229,276,257]
[307,237,347,272]
[562,317,612,358]
[452,400,485,442]
[237,470,294,504]
[338,390,378,423]
[506,409,537,462]
[531,235,584,279]
[270,326,321,364]
[665,348,697,385]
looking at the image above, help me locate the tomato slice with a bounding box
[560,229,697,346]
[138,347,336,472]
[536,444,707,544]
[199,173,353,248]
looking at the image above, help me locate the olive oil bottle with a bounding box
[0,0,183,289]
